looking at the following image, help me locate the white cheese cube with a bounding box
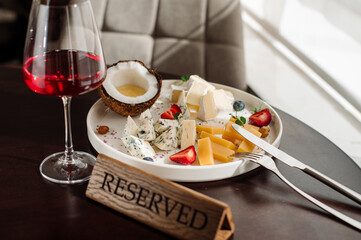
[121,136,155,159]
[153,127,178,151]
[212,89,233,112]
[223,90,234,103]
[198,92,218,121]
[123,116,138,138]
[188,106,199,119]
[187,75,215,92]
[186,81,211,107]
[180,120,196,150]
[171,84,185,102]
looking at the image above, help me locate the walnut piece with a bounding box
[259,126,270,138]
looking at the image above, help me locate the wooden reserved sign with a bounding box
[86,154,235,240]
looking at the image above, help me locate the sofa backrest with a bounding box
[91,0,246,90]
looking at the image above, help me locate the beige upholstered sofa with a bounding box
[91,0,246,90]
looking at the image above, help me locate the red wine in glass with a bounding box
[23,0,106,184]
[23,50,105,96]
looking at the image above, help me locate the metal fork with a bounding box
[240,152,361,231]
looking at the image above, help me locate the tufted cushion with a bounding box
[153,38,205,76]
[155,0,207,40]
[103,0,159,34]
[90,0,246,90]
[101,32,154,66]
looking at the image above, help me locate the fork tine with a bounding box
[238,152,263,161]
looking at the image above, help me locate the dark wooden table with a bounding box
[1,65,360,239]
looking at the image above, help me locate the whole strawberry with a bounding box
[249,108,272,127]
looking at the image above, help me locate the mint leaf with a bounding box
[173,112,180,120]
[240,116,246,125]
[235,119,244,126]
[231,114,245,126]
[180,75,189,82]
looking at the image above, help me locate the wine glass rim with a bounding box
[37,0,89,7]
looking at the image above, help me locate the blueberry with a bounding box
[142,157,154,162]
[233,100,245,111]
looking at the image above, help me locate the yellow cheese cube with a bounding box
[197,137,214,165]
[222,133,235,143]
[223,121,261,143]
[199,131,236,151]
[211,142,235,163]
[213,154,233,163]
[248,127,262,138]
[196,124,224,135]
[226,120,260,132]
[236,139,255,153]
[222,128,245,144]
[245,124,260,132]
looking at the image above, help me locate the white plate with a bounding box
[87,80,283,182]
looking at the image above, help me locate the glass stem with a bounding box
[62,96,75,163]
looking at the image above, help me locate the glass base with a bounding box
[39,151,96,184]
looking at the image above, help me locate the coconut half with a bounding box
[99,60,162,116]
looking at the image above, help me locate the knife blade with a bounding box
[232,124,361,205]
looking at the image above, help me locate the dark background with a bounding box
[0,0,31,64]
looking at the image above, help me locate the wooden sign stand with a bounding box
[86,154,235,240]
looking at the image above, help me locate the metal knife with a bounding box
[232,124,361,205]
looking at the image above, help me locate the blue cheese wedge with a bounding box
[153,127,178,151]
[139,109,154,122]
[176,113,184,146]
[137,109,156,141]
[176,90,190,119]
[123,116,138,137]
[153,119,180,135]
[121,135,155,159]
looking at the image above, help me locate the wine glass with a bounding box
[23,0,106,184]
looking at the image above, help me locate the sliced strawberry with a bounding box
[160,110,174,119]
[249,108,272,127]
[169,146,196,165]
[161,104,182,120]
[169,104,182,115]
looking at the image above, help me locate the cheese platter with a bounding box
[87,78,283,182]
